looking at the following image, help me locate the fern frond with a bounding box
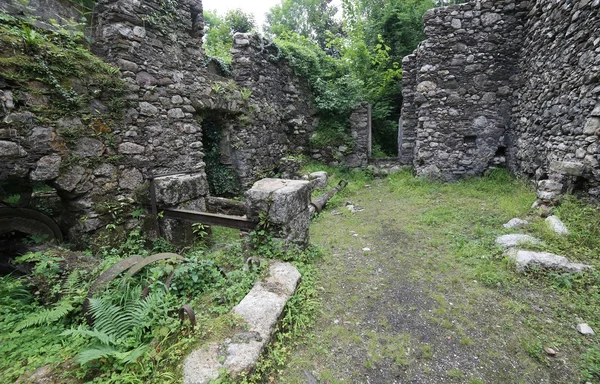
[77,345,120,365]
[14,300,73,331]
[61,327,117,346]
[116,344,150,364]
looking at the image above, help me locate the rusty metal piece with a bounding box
[125,253,184,277]
[0,207,63,242]
[149,178,161,237]
[179,304,196,328]
[310,179,348,214]
[161,208,257,231]
[82,256,144,320]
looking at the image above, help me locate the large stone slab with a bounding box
[505,249,591,273]
[183,261,301,384]
[495,234,540,248]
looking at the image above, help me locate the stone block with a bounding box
[154,172,208,206]
[245,178,311,224]
[308,171,328,190]
[549,161,586,176]
[30,154,61,181]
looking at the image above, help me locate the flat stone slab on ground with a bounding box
[503,218,529,229]
[505,249,591,273]
[545,215,569,235]
[495,234,540,248]
[183,261,301,384]
[577,323,595,335]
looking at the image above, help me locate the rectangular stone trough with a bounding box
[183,261,301,384]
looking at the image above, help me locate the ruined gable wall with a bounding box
[509,0,600,200]
[403,0,526,180]
[230,33,318,188]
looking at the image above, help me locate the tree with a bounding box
[265,0,342,50]
[203,9,256,64]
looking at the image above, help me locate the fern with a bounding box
[0,275,32,307]
[76,345,121,365]
[62,291,169,366]
[14,300,74,331]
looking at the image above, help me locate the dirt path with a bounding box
[277,175,586,383]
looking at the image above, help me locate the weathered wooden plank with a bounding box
[161,208,257,231]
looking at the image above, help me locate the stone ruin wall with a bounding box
[402,0,600,200]
[510,0,600,201]
[0,0,320,243]
[402,0,525,180]
[230,33,317,188]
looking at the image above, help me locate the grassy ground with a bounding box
[271,169,600,383]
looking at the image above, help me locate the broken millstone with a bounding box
[505,249,592,273]
[577,323,595,335]
[503,218,529,229]
[545,215,569,236]
[495,234,540,248]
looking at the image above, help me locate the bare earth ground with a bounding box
[276,175,597,384]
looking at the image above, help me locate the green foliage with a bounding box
[62,290,173,366]
[310,112,353,150]
[265,0,435,155]
[265,0,342,50]
[582,345,600,382]
[0,12,126,119]
[15,300,74,331]
[203,9,256,64]
[202,117,241,197]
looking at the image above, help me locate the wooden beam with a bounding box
[161,208,257,231]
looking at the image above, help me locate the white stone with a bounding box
[417,81,437,93]
[308,171,328,190]
[503,218,529,229]
[495,234,540,248]
[577,323,595,335]
[546,215,569,235]
[451,18,462,29]
[505,249,592,273]
[168,108,185,119]
[584,117,600,135]
[0,140,26,157]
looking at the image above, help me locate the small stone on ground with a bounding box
[545,215,569,236]
[577,323,595,335]
[503,218,529,229]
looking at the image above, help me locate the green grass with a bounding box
[271,167,600,383]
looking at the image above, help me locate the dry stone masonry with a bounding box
[0,0,322,242]
[402,0,600,202]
